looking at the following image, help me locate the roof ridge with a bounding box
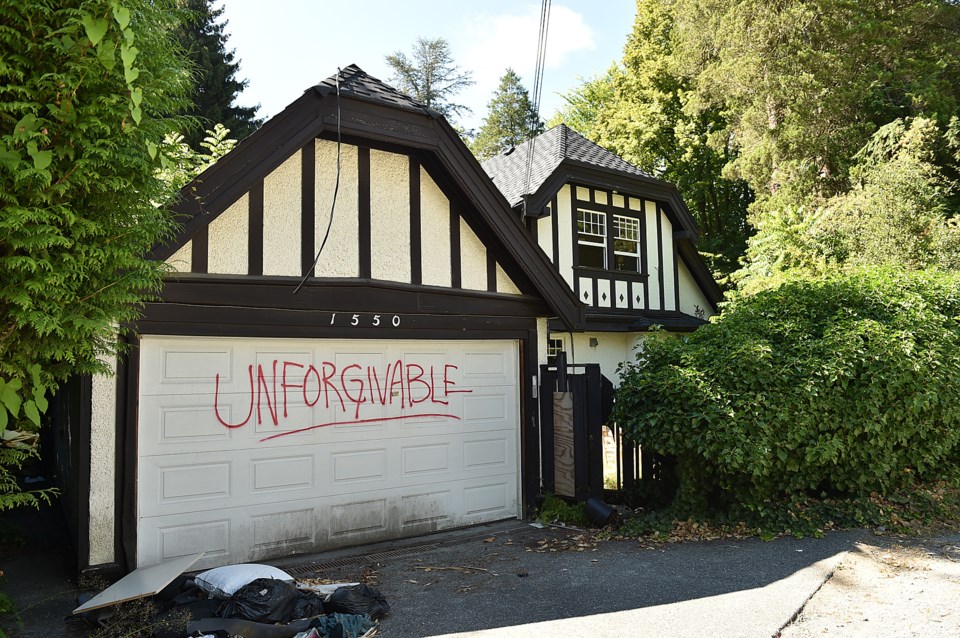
[313,64,437,117]
[557,124,568,161]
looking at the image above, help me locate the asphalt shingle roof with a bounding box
[481,124,654,207]
[314,64,435,116]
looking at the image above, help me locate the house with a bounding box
[56,65,720,576]
[482,124,722,383]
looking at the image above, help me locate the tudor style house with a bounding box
[483,125,722,382]
[56,65,721,577]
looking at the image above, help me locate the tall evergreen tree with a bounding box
[471,69,544,160]
[385,37,474,122]
[668,0,960,211]
[175,0,261,149]
[553,1,753,280]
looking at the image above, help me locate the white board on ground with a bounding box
[73,553,204,614]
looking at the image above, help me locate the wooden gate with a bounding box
[538,355,611,501]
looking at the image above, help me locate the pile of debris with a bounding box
[70,555,389,638]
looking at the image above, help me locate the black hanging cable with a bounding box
[521,0,551,220]
[294,67,342,295]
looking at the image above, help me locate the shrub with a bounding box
[614,268,960,514]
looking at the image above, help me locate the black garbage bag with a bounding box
[325,584,389,620]
[292,589,325,620]
[219,578,298,624]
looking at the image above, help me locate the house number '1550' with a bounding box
[329,313,401,327]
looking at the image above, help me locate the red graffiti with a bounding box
[213,358,473,431]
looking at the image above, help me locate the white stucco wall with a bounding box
[263,150,302,277]
[370,149,411,283]
[536,317,549,367]
[661,214,676,311]
[678,257,716,319]
[166,241,192,273]
[495,263,521,295]
[208,194,249,275]
[89,354,118,565]
[644,199,661,310]
[565,332,632,386]
[556,185,574,289]
[420,167,451,287]
[536,214,554,263]
[460,218,487,291]
[314,140,359,278]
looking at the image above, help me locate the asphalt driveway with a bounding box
[1,504,866,638]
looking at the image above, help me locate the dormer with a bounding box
[483,125,722,332]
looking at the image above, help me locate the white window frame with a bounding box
[577,209,607,268]
[613,214,641,273]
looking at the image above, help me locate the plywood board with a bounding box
[553,392,575,497]
[73,553,204,614]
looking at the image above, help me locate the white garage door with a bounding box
[137,336,520,569]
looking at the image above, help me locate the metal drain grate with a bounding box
[286,525,528,575]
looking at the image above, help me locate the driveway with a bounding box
[5,504,959,637]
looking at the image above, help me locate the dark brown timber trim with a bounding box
[77,375,92,572]
[449,201,461,288]
[639,198,649,308]
[248,180,264,276]
[358,147,371,279]
[656,205,665,310]
[486,252,496,292]
[301,141,316,276]
[191,226,208,274]
[409,157,422,285]
[673,237,681,311]
[551,194,560,268]
[120,334,139,572]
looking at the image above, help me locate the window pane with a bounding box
[577,210,606,235]
[614,215,639,241]
[614,238,638,254]
[577,209,607,268]
[579,244,605,268]
[615,254,639,271]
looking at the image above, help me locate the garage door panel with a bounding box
[251,508,316,554]
[140,433,517,519]
[330,448,388,485]
[138,336,520,568]
[251,455,315,494]
[463,480,513,517]
[139,472,521,569]
[401,490,453,528]
[401,442,450,477]
[143,399,234,450]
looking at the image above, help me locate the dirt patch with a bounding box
[780,536,960,637]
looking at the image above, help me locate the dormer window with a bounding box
[577,209,642,273]
[613,215,640,272]
[576,209,606,268]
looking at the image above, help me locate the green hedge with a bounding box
[614,268,960,512]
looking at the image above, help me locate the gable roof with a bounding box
[481,124,723,310]
[481,124,700,238]
[156,65,585,330]
[482,124,653,208]
[314,64,436,116]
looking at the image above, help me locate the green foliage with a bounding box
[157,123,237,192]
[668,0,960,210]
[386,37,474,123]
[0,0,190,382]
[537,493,589,527]
[471,69,544,160]
[0,1,190,509]
[736,118,960,294]
[174,0,261,149]
[614,268,960,515]
[553,1,753,280]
